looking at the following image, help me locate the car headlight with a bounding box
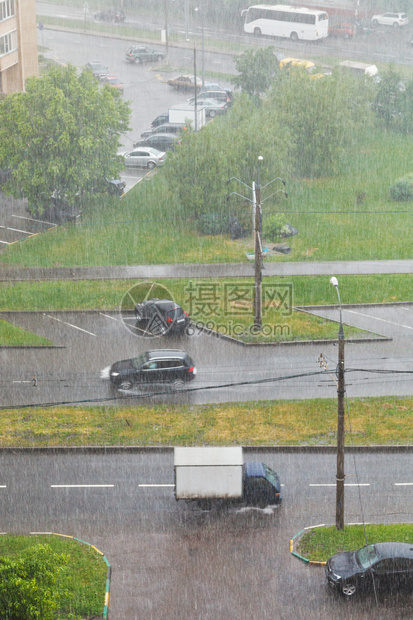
[110,372,120,377]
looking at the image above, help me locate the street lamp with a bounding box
[330,276,345,531]
[194,7,205,87]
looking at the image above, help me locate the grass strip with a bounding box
[0,534,107,619]
[0,319,53,346]
[297,524,413,563]
[0,396,412,448]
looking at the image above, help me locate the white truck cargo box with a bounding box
[339,61,378,77]
[174,446,243,500]
[168,105,206,129]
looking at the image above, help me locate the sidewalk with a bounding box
[0,260,411,281]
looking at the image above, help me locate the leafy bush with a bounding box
[263,214,289,240]
[390,174,413,201]
[0,543,68,619]
[197,213,227,235]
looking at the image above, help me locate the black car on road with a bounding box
[102,350,196,390]
[325,542,413,597]
[94,9,125,22]
[134,298,190,336]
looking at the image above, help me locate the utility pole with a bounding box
[254,158,263,331]
[330,277,345,530]
[227,158,287,331]
[163,0,169,62]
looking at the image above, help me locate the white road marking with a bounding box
[346,309,413,330]
[0,485,6,488]
[395,482,413,486]
[51,484,114,488]
[100,312,120,321]
[0,225,32,234]
[43,314,97,336]
[0,240,9,245]
[139,483,175,488]
[12,214,57,226]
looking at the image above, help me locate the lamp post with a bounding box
[330,276,345,531]
[163,0,169,62]
[194,6,205,87]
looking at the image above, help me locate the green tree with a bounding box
[268,71,374,177]
[233,47,280,98]
[373,66,405,129]
[0,64,130,217]
[0,543,68,619]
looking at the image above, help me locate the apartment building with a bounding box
[0,0,38,94]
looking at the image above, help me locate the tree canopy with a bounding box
[0,64,130,215]
[233,47,280,98]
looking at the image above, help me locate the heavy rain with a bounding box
[0,0,412,618]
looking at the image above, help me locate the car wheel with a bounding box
[172,379,185,389]
[290,31,299,41]
[119,380,133,390]
[253,27,262,37]
[209,110,216,118]
[372,19,378,26]
[147,161,156,170]
[393,22,399,27]
[341,582,357,597]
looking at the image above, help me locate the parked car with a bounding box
[102,75,124,94]
[371,12,408,27]
[125,45,165,64]
[134,298,190,336]
[199,83,233,97]
[122,147,167,169]
[151,112,169,128]
[85,61,109,81]
[101,349,196,390]
[191,90,233,105]
[140,123,187,139]
[167,75,202,91]
[329,22,355,38]
[325,542,413,597]
[94,9,125,22]
[133,133,180,152]
[104,177,125,196]
[187,99,229,118]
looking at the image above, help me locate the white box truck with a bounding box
[168,104,206,129]
[338,60,379,78]
[174,446,282,509]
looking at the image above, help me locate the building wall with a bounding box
[0,0,38,94]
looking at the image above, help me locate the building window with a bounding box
[0,30,16,56]
[0,0,15,21]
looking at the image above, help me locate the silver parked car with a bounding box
[371,12,408,27]
[122,147,167,169]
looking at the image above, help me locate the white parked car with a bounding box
[371,12,408,27]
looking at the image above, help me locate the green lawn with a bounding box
[0,534,108,619]
[297,524,413,563]
[1,396,412,447]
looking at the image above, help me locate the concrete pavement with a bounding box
[0,259,411,281]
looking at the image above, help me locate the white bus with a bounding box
[242,4,329,41]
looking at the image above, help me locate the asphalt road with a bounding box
[0,302,411,408]
[1,448,413,619]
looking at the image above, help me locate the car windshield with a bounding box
[131,353,147,369]
[264,465,279,487]
[356,545,379,569]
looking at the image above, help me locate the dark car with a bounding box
[151,112,169,128]
[104,177,125,196]
[325,542,413,597]
[125,45,165,64]
[94,9,125,22]
[140,123,187,139]
[133,133,181,152]
[134,298,190,336]
[85,61,109,81]
[102,349,196,390]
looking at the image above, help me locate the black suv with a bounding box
[104,350,196,390]
[125,45,165,64]
[134,298,190,336]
